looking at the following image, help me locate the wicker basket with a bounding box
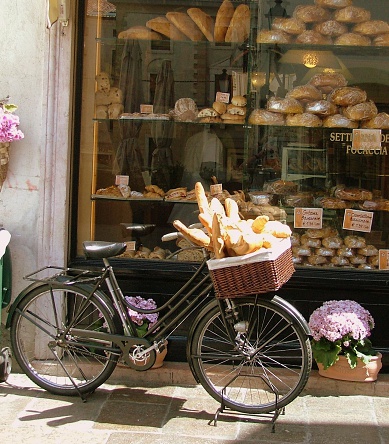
[207,238,294,299]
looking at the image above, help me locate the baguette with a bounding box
[214,0,234,42]
[187,8,214,42]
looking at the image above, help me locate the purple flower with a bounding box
[125,295,159,331]
[0,105,24,143]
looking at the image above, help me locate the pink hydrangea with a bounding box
[0,107,24,143]
[309,300,374,343]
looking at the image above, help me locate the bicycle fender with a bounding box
[271,295,311,336]
[6,282,119,331]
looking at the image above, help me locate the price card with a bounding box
[294,208,323,229]
[379,250,389,270]
[115,175,129,186]
[140,104,153,114]
[210,183,222,195]
[343,209,373,233]
[126,241,137,251]
[215,92,230,104]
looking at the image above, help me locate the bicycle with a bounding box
[6,228,312,416]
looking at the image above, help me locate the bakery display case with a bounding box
[74,0,389,359]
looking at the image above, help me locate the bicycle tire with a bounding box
[10,283,122,396]
[189,297,312,414]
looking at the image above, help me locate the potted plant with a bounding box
[0,97,24,187]
[124,295,167,368]
[308,299,382,382]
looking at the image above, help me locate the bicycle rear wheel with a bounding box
[189,297,312,414]
[10,284,122,396]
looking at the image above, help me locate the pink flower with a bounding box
[0,103,24,143]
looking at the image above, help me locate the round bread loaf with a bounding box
[271,17,306,35]
[305,100,338,116]
[286,84,322,102]
[308,72,348,93]
[256,29,292,44]
[353,20,389,36]
[314,0,352,9]
[295,30,332,45]
[374,34,389,46]
[322,114,358,128]
[334,6,371,23]
[293,5,330,23]
[248,109,285,126]
[212,101,227,115]
[334,33,371,46]
[313,20,348,37]
[286,113,322,127]
[343,100,378,121]
[361,112,389,129]
[267,97,304,114]
[231,95,247,106]
[328,87,367,106]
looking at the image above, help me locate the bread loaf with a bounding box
[293,5,330,23]
[308,72,348,94]
[322,114,358,128]
[118,26,163,40]
[146,17,188,40]
[314,0,352,8]
[227,104,246,116]
[286,84,322,102]
[214,0,234,42]
[187,8,214,42]
[197,108,219,118]
[272,17,306,35]
[286,113,322,127]
[334,33,371,46]
[267,97,304,114]
[374,34,389,46]
[353,20,389,36]
[313,20,348,37]
[212,101,227,115]
[166,12,205,41]
[343,100,378,121]
[328,87,367,106]
[361,112,389,129]
[174,98,198,121]
[334,6,371,23]
[305,100,338,116]
[295,30,332,45]
[225,4,250,42]
[334,187,373,201]
[257,29,292,44]
[248,109,285,126]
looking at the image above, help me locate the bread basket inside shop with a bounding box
[74,0,389,360]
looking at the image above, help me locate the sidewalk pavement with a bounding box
[1,361,388,444]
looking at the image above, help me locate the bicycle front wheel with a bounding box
[10,284,122,396]
[190,297,312,414]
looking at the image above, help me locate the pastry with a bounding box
[165,187,187,200]
[166,12,205,41]
[214,0,234,42]
[343,100,378,121]
[313,20,348,37]
[301,234,321,248]
[212,101,227,115]
[293,5,330,23]
[318,197,347,209]
[231,95,247,107]
[226,104,246,116]
[322,114,358,128]
[334,6,371,23]
[334,187,373,201]
[328,87,367,106]
[256,29,292,44]
[344,235,366,248]
[118,26,163,40]
[286,84,322,102]
[146,17,188,40]
[357,245,379,257]
[322,236,343,249]
[197,107,219,118]
[248,109,285,126]
[286,113,322,127]
[292,246,312,257]
[331,256,350,266]
[353,20,389,36]
[374,34,389,46]
[334,33,371,46]
[272,17,306,35]
[267,97,304,114]
[316,247,336,257]
[308,255,328,265]
[187,8,214,42]
[225,4,250,42]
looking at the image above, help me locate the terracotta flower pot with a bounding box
[317,352,382,382]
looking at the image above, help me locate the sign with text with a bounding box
[294,208,323,229]
[115,175,129,186]
[379,250,389,270]
[210,183,223,195]
[352,129,382,152]
[343,209,373,233]
[126,241,137,251]
[215,92,230,104]
[140,104,153,114]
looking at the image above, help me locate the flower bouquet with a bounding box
[125,295,159,337]
[0,97,24,187]
[309,300,381,381]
